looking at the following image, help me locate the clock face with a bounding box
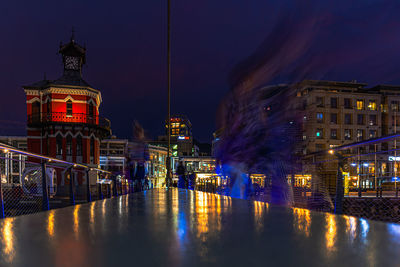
[65,56,80,70]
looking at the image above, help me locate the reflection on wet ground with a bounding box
[0,188,399,266]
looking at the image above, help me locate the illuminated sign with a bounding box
[178,136,190,140]
[389,156,400,161]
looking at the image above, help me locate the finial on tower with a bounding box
[70,27,75,43]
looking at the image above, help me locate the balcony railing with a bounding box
[28,112,111,130]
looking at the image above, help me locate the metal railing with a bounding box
[27,112,111,130]
[193,135,400,223]
[0,143,133,219]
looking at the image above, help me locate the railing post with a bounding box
[42,162,49,211]
[98,172,103,200]
[86,169,91,202]
[0,165,4,219]
[69,168,75,205]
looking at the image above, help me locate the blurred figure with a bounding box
[129,121,149,192]
[176,161,187,189]
[188,172,196,190]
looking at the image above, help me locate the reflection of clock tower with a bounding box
[23,34,111,188]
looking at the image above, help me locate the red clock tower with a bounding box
[23,34,111,187]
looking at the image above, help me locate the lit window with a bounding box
[357,129,364,141]
[391,101,399,111]
[66,135,72,155]
[356,100,364,110]
[344,129,352,140]
[369,115,377,126]
[369,130,376,139]
[330,129,337,139]
[316,129,323,139]
[316,113,323,123]
[368,100,377,111]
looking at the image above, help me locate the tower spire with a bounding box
[70,27,75,43]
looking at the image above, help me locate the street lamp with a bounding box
[166,0,172,187]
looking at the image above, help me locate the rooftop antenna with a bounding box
[71,27,75,43]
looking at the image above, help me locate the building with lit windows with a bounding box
[295,80,400,192]
[163,115,193,157]
[23,34,111,188]
[215,80,400,192]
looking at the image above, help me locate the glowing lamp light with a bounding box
[3,149,9,153]
[393,177,398,182]
[328,149,334,155]
[363,163,369,167]
[350,163,357,167]
[73,164,77,167]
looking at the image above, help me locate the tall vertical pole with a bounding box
[166,0,172,187]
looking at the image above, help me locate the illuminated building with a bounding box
[23,34,111,187]
[163,115,193,157]
[99,137,168,187]
[296,80,400,191]
[99,138,128,174]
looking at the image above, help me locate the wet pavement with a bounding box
[0,188,400,266]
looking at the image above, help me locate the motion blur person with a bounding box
[129,121,150,192]
[188,172,196,190]
[176,161,187,189]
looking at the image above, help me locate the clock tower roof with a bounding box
[23,34,95,89]
[59,35,86,64]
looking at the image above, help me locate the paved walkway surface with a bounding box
[0,188,400,266]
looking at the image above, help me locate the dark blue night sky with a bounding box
[1,0,400,142]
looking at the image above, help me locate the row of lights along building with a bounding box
[0,35,214,190]
[213,80,400,193]
[299,80,400,193]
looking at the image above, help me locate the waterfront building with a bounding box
[164,115,193,157]
[23,34,111,188]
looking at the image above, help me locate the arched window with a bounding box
[76,135,82,156]
[66,100,73,116]
[32,101,40,123]
[90,137,95,158]
[66,135,72,156]
[89,102,94,118]
[56,134,63,155]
